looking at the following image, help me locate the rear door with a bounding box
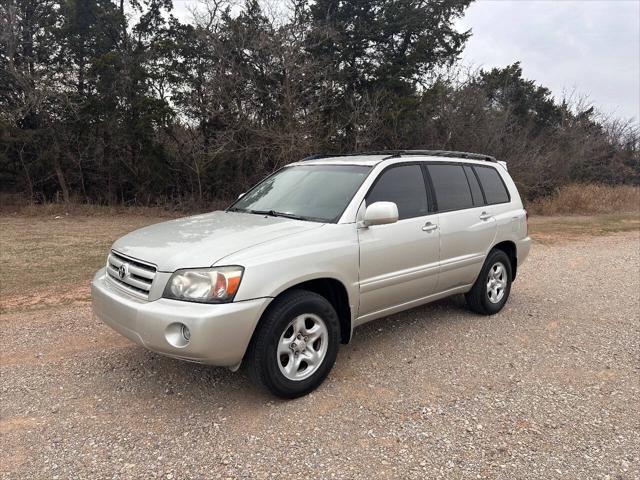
[426,163,497,292]
[473,164,515,243]
[357,163,440,321]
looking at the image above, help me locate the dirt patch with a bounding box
[0,416,42,435]
[1,285,91,314]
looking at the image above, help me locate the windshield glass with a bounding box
[230,164,371,222]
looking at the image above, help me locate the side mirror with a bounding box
[363,201,399,227]
[237,193,245,200]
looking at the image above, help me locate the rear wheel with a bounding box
[465,249,512,315]
[246,290,340,398]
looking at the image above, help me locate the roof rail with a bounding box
[301,154,344,161]
[301,150,497,163]
[399,150,497,162]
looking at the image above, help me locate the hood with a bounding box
[111,210,324,272]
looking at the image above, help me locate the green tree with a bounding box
[477,62,563,132]
[300,0,472,149]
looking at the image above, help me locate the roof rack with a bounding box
[301,154,346,161]
[301,150,497,163]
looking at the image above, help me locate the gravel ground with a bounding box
[1,232,639,479]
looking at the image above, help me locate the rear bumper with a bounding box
[91,268,271,366]
[517,236,532,265]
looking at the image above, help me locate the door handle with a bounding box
[479,211,493,221]
[422,222,438,232]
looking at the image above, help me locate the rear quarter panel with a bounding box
[495,165,528,244]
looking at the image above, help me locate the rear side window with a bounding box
[463,165,485,206]
[367,165,429,219]
[474,166,510,204]
[427,164,473,211]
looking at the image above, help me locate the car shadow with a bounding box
[349,294,471,342]
[95,294,488,405]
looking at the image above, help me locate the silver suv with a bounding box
[92,151,531,397]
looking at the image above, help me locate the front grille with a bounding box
[106,250,157,298]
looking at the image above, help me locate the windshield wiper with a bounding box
[247,209,324,221]
[249,209,309,221]
[269,211,310,221]
[230,207,324,222]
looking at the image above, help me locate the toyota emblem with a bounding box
[118,263,128,280]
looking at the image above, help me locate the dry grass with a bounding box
[528,214,640,244]
[0,204,227,313]
[528,184,640,215]
[0,214,174,313]
[1,203,639,314]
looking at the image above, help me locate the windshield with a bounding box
[229,164,372,222]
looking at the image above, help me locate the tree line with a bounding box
[1,0,638,207]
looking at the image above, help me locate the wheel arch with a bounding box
[287,278,352,344]
[491,240,518,280]
[254,277,353,347]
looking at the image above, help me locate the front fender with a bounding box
[218,224,360,323]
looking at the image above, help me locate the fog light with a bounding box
[165,322,190,348]
[181,324,191,341]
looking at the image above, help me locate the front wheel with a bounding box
[465,249,513,315]
[246,290,340,398]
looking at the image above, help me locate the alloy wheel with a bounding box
[277,313,328,381]
[486,261,507,304]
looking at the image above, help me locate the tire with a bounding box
[465,249,512,315]
[246,289,340,398]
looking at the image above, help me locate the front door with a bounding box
[357,164,440,323]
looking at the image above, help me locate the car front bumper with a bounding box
[91,268,271,366]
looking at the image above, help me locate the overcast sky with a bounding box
[172,0,640,123]
[457,0,640,123]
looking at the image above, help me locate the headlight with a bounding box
[162,266,244,303]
